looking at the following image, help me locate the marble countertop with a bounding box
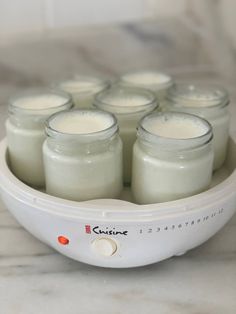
[0,20,236,314]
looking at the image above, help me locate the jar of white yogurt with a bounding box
[94,86,158,184]
[43,110,123,202]
[132,112,214,204]
[166,83,230,170]
[56,75,109,108]
[119,71,173,105]
[6,90,72,187]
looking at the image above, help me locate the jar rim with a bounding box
[94,85,158,114]
[56,75,110,95]
[119,70,173,90]
[45,109,119,142]
[137,111,213,151]
[8,88,72,116]
[167,82,229,109]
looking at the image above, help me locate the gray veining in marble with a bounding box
[0,17,236,314]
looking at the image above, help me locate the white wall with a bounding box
[1,0,235,47]
[0,0,187,38]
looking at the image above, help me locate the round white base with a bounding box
[0,137,236,268]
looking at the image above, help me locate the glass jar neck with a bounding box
[137,136,212,160]
[167,83,229,113]
[9,105,73,129]
[94,86,158,115]
[137,112,213,152]
[167,103,228,119]
[9,113,49,130]
[57,76,110,96]
[8,90,73,129]
[47,133,119,155]
[45,109,119,153]
[120,72,173,92]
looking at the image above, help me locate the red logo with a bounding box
[85,225,91,234]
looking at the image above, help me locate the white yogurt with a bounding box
[43,110,123,201]
[144,115,208,139]
[121,71,171,87]
[103,94,152,108]
[6,90,72,187]
[49,110,113,134]
[57,76,109,108]
[132,112,214,204]
[13,94,69,110]
[119,71,173,104]
[94,86,158,184]
[166,83,230,170]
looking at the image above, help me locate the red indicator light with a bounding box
[58,236,69,245]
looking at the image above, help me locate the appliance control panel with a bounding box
[52,201,234,268]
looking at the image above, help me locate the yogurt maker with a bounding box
[0,132,236,268]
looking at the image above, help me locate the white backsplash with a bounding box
[0,0,187,38]
[0,0,236,83]
[1,0,235,53]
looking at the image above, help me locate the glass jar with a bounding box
[166,83,230,170]
[94,86,158,184]
[43,110,123,201]
[6,89,72,187]
[119,71,173,106]
[56,75,110,108]
[132,112,214,204]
